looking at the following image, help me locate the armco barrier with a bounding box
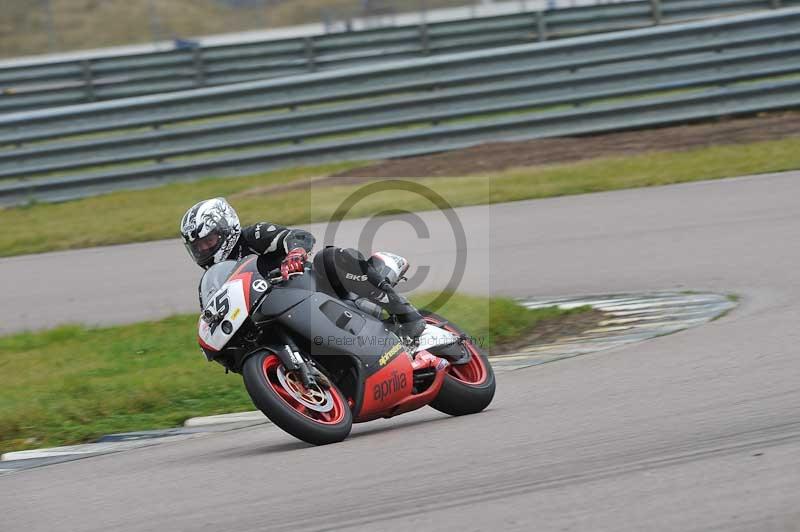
[0,9,798,205]
[0,0,797,113]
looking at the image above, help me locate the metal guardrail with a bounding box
[0,9,799,205]
[0,0,796,114]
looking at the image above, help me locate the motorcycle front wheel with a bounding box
[242,351,352,445]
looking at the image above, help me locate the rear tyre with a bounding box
[422,311,496,416]
[242,351,352,445]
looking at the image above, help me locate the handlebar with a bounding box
[266,267,305,284]
[266,268,284,284]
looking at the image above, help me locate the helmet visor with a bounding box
[185,231,222,266]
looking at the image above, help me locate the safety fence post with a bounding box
[304,37,317,72]
[192,47,207,87]
[80,60,96,102]
[650,0,663,25]
[535,11,548,42]
[419,23,430,54]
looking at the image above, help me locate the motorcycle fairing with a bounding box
[198,277,250,352]
[253,287,314,322]
[356,353,414,421]
[196,255,443,422]
[260,286,423,420]
[266,290,398,368]
[197,256,267,353]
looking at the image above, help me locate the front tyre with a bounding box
[242,351,352,445]
[422,311,496,416]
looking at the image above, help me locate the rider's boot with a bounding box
[375,280,426,341]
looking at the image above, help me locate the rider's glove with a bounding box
[281,248,308,280]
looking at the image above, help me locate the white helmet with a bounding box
[180,198,241,268]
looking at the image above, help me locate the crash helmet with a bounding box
[180,197,241,268]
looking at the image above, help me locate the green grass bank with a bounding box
[0,294,587,454]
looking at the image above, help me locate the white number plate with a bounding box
[198,279,249,352]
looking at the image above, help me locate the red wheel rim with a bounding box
[261,355,346,425]
[424,317,488,386]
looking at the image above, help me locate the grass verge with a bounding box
[3,0,469,58]
[2,136,800,258]
[0,293,590,454]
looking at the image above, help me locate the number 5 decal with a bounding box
[199,280,249,352]
[209,289,230,335]
[215,289,230,316]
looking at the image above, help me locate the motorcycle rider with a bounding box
[180,197,426,340]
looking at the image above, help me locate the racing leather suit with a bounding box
[210,222,425,340]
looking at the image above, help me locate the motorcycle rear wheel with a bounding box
[242,351,352,445]
[422,311,496,416]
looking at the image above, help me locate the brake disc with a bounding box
[276,365,335,413]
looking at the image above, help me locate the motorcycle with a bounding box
[197,252,496,445]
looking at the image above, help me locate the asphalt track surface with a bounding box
[3,171,800,531]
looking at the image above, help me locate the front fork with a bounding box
[275,331,330,390]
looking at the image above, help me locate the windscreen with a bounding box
[198,260,237,309]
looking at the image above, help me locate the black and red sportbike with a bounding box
[197,252,495,445]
